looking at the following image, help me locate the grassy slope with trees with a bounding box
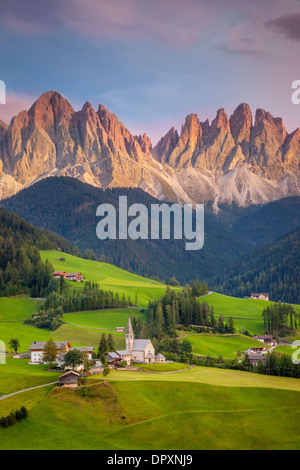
[3,176,300,289]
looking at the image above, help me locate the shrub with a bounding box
[15,410,23,421]
[20,406,28,419]
[0,417,8,428]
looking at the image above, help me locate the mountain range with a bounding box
[0,90,299,207]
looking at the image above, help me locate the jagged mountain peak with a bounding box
[0,93,299,208]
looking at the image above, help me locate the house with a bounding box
[53,271,67,279]
[116,326,125,332]
[65,272,84,282]
[69,346,93,360]
[248,354,268,367]
[56,346,94,371]
[29,341,71,364]
[243,347,267,354]
[250,293,269,301]
[58,371,80,388]
[115,350,131,365]
[106,351,122,366]
[254,336,277,346]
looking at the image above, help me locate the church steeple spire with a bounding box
[126,317,134,353]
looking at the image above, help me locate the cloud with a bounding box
[265,13,300,42]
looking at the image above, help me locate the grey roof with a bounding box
[133,339,150,351]
[66,272,83,276]
[29,341,69,350]
[69,347,93,352]
[57,353,66,361]
[248,354,267,362]
[156,353,165,358]
[146,352,154,358]
[59,371,80,378]
[116,350,131,356]
[106,352,121,359]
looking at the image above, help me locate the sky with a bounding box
[0,0,299,143]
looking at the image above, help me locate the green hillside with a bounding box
[182,333,267,359]
[0,369,299,450]
[200,292,273,334]
[40,250,173,306]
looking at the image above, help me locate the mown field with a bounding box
[181,333,267,359]
[40,250,173,306]
[201,292,300,336]
[0,367,299,450]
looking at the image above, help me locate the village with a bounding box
[14,318,166,388]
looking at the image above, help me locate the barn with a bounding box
[59,371,80,388]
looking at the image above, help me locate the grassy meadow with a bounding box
[40,250,173,307]
[0,367,299,450]
[181,333,267,359]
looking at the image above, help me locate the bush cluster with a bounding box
[0,406,28,428]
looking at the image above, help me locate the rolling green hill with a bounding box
[40,250,173,306]
[0,368,299,450]
[182,333,267,359]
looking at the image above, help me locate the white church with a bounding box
[106,318,165,366]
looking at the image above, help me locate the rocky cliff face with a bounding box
[0,91,299,207]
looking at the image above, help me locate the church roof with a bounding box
[126,317,134,335]
[132,339,150,351]
[146,352,154,358]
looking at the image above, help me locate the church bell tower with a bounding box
[126,317,134,353]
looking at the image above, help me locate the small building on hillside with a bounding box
[59,371,80,388]
[116,326,125,332]
[53,271,67,279]
[65,272,84,282]
[254,336,276,346]
[29,341,71,364]
[243,347,267,354]
[248,354,268,367]
[250,293,269,301]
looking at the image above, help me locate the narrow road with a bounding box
[0,382,58,401]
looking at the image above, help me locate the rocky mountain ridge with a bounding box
[0,91,299,207]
